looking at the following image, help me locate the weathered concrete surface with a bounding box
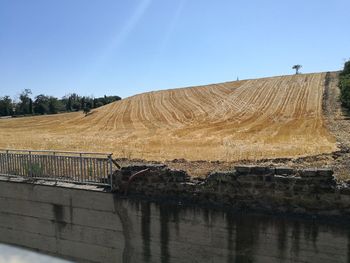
[0,178,349,263]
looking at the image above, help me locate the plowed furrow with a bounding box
[0,73,336,161]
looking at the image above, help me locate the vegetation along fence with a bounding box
[0,149,116,188]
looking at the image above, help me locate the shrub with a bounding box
[339,60,350,110]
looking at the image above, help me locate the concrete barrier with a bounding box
[0,175,349,262]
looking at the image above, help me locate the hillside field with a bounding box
[0,73,337,161]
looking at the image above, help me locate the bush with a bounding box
[340,61,350,77]
[339,60,350,109]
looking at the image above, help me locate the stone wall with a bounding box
[112,165,350,218]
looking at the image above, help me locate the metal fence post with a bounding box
[108,154,113,190]
[80,153,83,183]
[53,152,57,183]
[6,150,10,174]
[29,151,32,177]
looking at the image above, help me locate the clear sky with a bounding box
[0,0,349,100]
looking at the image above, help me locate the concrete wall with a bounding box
[0,178,349,263]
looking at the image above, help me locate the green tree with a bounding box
[340,60,350,77]
[339,60,350,110]
[33,94,50,114]
[0,96,14,116]
[67,93,81,111]
[92,95,121,109]
[66,97,72,111]
[48,97,60,114]
[17,89,32,115]
[292,64,302,74]
[2,90,121,117]
[83,104,91,116]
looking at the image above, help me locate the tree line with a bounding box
[340,60,350,110]
[0,89,121,117]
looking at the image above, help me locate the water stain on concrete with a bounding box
[277,219,288,260]
[141,201,151,263]
[225,212,235,263]
[0,179,349,263]
[291,221,301,258]
[234,215,258,263]
[159,204,170,263]
[347,230,350,263]
[52,204,67,231]
[113,197,134,263]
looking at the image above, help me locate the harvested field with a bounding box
[0,73,337,161]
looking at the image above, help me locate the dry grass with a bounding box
[0,73,337,161]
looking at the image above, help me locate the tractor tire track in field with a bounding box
[0,73,337,161]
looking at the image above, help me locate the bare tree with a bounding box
[292,65,302,74]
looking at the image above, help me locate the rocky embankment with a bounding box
[111,164,350,220]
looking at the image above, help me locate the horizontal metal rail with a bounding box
[0,149,115,188]
[0,149,112,156]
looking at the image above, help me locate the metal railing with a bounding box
[0,149,115,188]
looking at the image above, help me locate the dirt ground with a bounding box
[0,73,336,161]
[116,72,350,180]
[1,72,350,179]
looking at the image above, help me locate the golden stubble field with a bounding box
[0,73,337,161]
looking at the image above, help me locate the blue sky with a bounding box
[0,0,349,100]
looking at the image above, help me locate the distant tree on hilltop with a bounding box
[292,65,302,74]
